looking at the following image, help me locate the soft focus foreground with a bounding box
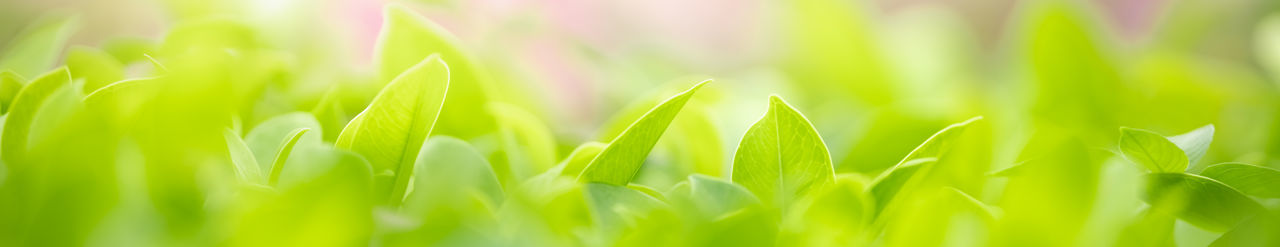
[2,0,1280,246]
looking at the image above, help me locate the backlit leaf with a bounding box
[578,80,710,185]
[1,68,72,163]
[1142,173,1265,232]
[267,128,311,186]
[0,15,78,78]
[222,128,264,184]
[730,95,835,208]
[1168,124,1213,167]
[66,46,125,93]
[1199,162,1280,198]
[336,54,449,205]
[1120,127,1189,173]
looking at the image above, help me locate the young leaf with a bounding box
[0,15,78,78]
[0,71,24,114]
[1143,173,1266,232]
[489,102,558,180]
[66,46,125,93]
[1,68,72,163]
[404,136,504,213]
[1210,216,1280,247]
[267,128,311,186]
[686,174,761,217]
[376,4,494,139]
[1168,124,1213,166]
[82,77,161,128]
[560,142,608,177]
[222,128,264,184]
[730,95,835,208]
[867,117,981,217]
[310,85,347,141]
[336,54,450,205]
[578,80,710,185]
[1120,127,1189,173]
[1199,162,1280,198]
[246,112,322,173]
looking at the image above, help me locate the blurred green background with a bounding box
[3,0,1280,246]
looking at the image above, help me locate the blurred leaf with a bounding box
[66,46,125,93]
[1200,162,1280,198]
[0,15,78,78]
[404,136,504,213]
[686,174,761,217]
[583,182,674,246]
[310,86,347,142]
[0,71,23,114]
[101,37,157,64]
[1142,173,1265,232]
[82,77,161,129]
[1168,124,1214,166]
[731,95,834,209]
[1,68,71,163]
[1120,127,1189,173]
[1257,14,1280,81]
[1210,216,1280,247]
[376,4,494,139]
[246,112,322,174]
[868,116,982,216]
[578,80,710,185]
[267,128,310,186]
[336,55,449,205]
[489,103,558,185]
[222,128,264,184]
[560,142,607,178]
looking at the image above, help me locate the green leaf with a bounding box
[222,128,264,184]
[65,46,125,93]
[0,71,24,114]
[489,102,558,182]
[310,85,348,142]
[0,15,78,78]
[1142,173,1266,232]
[1257,14,1280,80]
[560,142,607,177]
[1,68,72,163]
[1200,162,1280,198]
[578,80,710,185]
[730,95,835,208]
[246,112,322,174]
[1120,127,1189,173]
[267,128,311,186]
[686,174,761,217]
[336,54,450,205]
[82,77,161,128]
[867,117,982,218]
[376,4,494,139]
[583,182,672,244]
[1168,124,1214,167]
[868,158,933,215]
[1210,216,1280,247]
[404,136,505,213]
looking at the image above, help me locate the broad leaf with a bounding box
[376,4,494,139]
[1,68,72,163]
[0,15,78,78]
[267,128,311,186]
[730,95,835,208]
[246,112,322,174]
[686,175,761,217]
[406,136,504,206]
[1200,162,1280,198]
[222,128,264,184]
[1142,173,1265,232]
[1210,216,1280,247]
[0,71,24,114]
[489,102,558,183]
[66,46,125,93]
[578,80,710,185]
[336,54,449,205]
[1120,127,1189,173]
[1168,124,1213,166]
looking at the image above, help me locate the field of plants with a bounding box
[1,0,1280,246]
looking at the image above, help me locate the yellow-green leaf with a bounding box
[268,128,311,186]
[730,95,835,208]
[0,15,78,78]
[1120,127,1190,173]
[336,54,449,205]
[1,68,72,163]
[376,5,494,139]
[578,80,710,185]
[1143,173,1265,232]
[222,128,264,184]
[1200,162,1280,198]
[0,71,24,114]
[65,46,125,93]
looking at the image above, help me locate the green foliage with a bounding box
[2,2,1278,246]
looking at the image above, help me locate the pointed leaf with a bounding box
[1143,173,1265,232]
[0,71,24,114]
[578,80,710,185]
[1,68,72,163]
[222,128,264,184]
[246,112,322,174]
[1168,124,1214,166]
[1120,127,1189,173]
[66,46,125,93]
[730,95,835,208]
[377,5,494,139]
[336,54,449,205]
[1200,162,1280,198]
[267,128,311,186]
[0,15,78,78]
